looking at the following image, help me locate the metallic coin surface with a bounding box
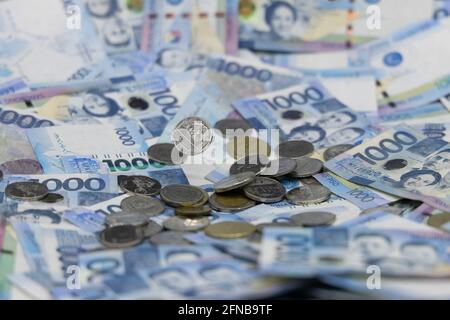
[99,225,144,249]
[214,119,252,136]
[291,211,336,227]
[229,154,269,175]
[323,144,353,161]
[227,135,271,159]
[286,185,331,205]
[175,205,211,217]
[208,191,256,212]
[243,177,285,203]
[40,193,64,203]
[147,143,185,165]
[427,213,450,230]
[277,140,314,159]
[205,221,256,239]
[119,175,161,196]
[160,184,207,207]
[290,158,324,178]
[149,231,192,245]
[142,221,163,238]
[105,211,149,227]
[5,181,49,201]
[0,159,43,175]
[172,117,213,155]
[261,158,297,177]
[163,216,210,232]
[214,172,255,193]
[120,195,165,217]
[383,159,408,170]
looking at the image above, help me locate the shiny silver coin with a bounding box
[160,184,207,207]
[119,175,161,196]
[147,143,185,165]
[5,181,49,201]
[277,140,314,159]
[290,158,324,178]
[243,177,286,203]
[142,221,163,238]
[120,195,165,217]
[171,117,213,155]
[149,231,192,245]
[163,216,210,232]
[39,193,64,203]
[99,225,144,249]
[214,172,256,193]
[229,154,269,175]
[260,158,297,178]
[214,119,252,136]
[286,185,331,205]
[105,211,149,228]
[291,211,336,227]
[323,144,353,161]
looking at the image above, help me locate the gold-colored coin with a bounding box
[427,213,450,231]
[208,191,256,212]
[175,205,211,217]
[205,221,256,239]
[227,135,271,160]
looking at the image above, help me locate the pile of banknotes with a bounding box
[1,0,450,300]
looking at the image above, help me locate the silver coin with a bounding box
[290,158,323,178]
[119,175,161,196]
[160,184,207,207]
[229,154,269,175]
[120,195,165,217]
[323,144,353,161]
[243,177,286,203]
[291,211,336,227]
[163,216,210,232]
[99,225,144,249]
[260,158,297,178]
[147,143,185,165]
[142,221,163,238]
[171,117,213,155]
[5,181,49,201]
[214,119,252,136]
[286,185,331,205]
[214,172,255,193]
[149,231,192,245]
[277,140,314,159]
[105,211,149,227]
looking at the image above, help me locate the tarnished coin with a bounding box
[172,117,213,155]
[214,119,252,136]
[175,205,212,217]
[99,225,144,249]
[149,231,192,245]
[163,216,210,232]
[229,154,269,175]
[323,144,353,161]
[5,181,48,201]
[286,185,331,205]
[160,184,207,207]
[227,135,271,159]
[119,175,161,196]
[243,177,285,203]
[256,222,297,233]
[261,158,297,178]
[291,211,336,227]
[147,143,185,165]
[0,159,43,175]
[290,158,323,178]
[205,221,256,239]
[105,211,149,227]
[214,172,255,193]
[120,195,165,217]
[427,213,450,231]
[383,159,408,171]
[40,193,64,203]
[209,192,256,212]
[277,140,314,159]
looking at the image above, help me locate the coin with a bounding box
[286,185,331,205]
[227,135,271,159]
[119,175,161,196]
[147,143,185,165]
[243,177,285,203]
[323,144,353,161]
[209,191,256,212]
[205,221,256,239]
[99,225,144,249]
[214,172,255,193]
[427,213,450,231]
[260,158,297,178]
[277,140,314,159]
[172,117,213,155]
[291,211,336,227]
[142,221,163,238]
[5,181,49,201]
[229,154,269,175]
[160,184,207,207]
[149,231,192,245]
[105,211,149,227]
[0,159,43,175]
[383,159,408,170]
[214,119,252,136]
[120,195,165,217]
[40,193,64,203]
[163,216,210,232]
[175,205,212,217]
[290,158,323,178]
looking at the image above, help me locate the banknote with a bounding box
[63,207,106,233]
[0,78,28,97]
[238,0,432,53]
[0,220,16,299]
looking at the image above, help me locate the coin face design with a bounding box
[147,143,185,165]
[99,225,144,249]
[286,185,331,205]
[160,184,207,207]
[277,140,314,159]
[214,172,255,193]
[172,117,213,155]
[5,181,49,201]
[290,158,323,178]
[291,211,336,227]
[121,195,165,217]
[243,177,286,203]
[119,176,162,196]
